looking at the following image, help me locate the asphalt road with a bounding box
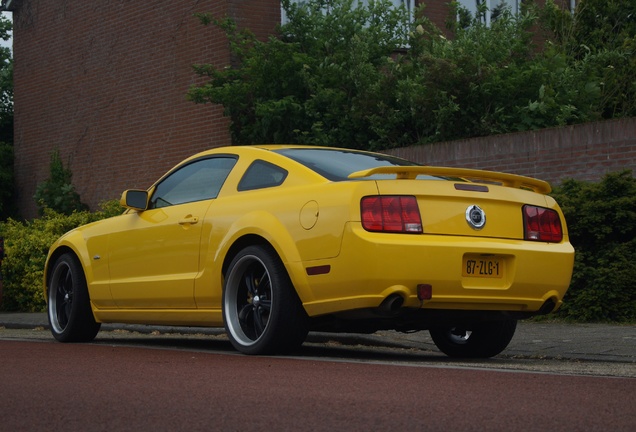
[1,316,635,431]
[1,336,635,432]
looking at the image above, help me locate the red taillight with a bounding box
[523,205,563,242]
[361,196,423,234]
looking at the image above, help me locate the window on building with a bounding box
[281,0,415,25]
[457,0,520,26]
[457,1,577,26]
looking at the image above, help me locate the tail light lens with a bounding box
[361,196,423,234]
[523,205,563,242]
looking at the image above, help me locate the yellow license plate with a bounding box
[462,255,503,278]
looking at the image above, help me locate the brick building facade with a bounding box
[4,0,624,219]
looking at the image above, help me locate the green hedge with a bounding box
[551,171,636,323]
[0,201,122,312]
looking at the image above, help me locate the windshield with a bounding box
[274,148,419,181]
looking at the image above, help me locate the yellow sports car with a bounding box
[44,145,574,358]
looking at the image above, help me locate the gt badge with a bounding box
[466,205,486,230]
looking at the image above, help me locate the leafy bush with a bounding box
[33,149,88,216]
[551,171,636,322]
[0,201,123,312]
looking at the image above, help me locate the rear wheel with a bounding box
[223,245,308,355]
[47,252,101,342]
[429,319,517,358]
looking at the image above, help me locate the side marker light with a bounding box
[417,284,432,301]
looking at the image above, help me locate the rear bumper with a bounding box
[299,223,574,317]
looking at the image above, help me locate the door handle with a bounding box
[178,216,199,225]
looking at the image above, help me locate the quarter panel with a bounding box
[193,181,380,308]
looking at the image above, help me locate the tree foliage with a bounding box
[190,0,415,149]
[0,13,11,143]
[33,149,88,216]
[540,0,636,118]
[188,0,630,150]
[0,13,12,219]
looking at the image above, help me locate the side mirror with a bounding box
[120,190,148,211]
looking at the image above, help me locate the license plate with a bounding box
[462,255,503,278]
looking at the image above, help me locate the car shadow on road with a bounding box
[90,329,504,366]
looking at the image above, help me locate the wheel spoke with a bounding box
[450,328,467,338]
[54,268,74,329]
[57,276,67,299]
[64,270,73,291]
[447,327,471,344]
[254,269,271,338]
[238,263,272,340]
[56,285,65,304]
[259,298,271,312]
[57,271,72,297]
[253,307,265,336]
[244,273,257,296]
[238,303,253,323]
[61,301,72,327]
[259,271,271,293]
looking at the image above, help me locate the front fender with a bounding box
[43,219,116,309]
[43,230,94,300]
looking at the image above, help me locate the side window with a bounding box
[149,156,237,208]
[238,160,288,191]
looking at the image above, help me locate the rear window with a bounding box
[238,160,288,191]
[273,148,419,181]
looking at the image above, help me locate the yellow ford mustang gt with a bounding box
[44,145,574,358]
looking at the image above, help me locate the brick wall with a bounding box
[417,0,450,32]
[232,0,281,39]
[12,0,281,219]
[386,117,636,186]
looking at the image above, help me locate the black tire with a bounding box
[223,245,308,355]
[429,319,517,358]
[47,252,101,342]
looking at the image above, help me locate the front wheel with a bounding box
[47,252,101,342]
[223,245,308,355]
[429,319,517,358]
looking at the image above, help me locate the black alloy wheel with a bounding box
[223,245,308,355]
[429,319,517,358]
[47,252,101,342]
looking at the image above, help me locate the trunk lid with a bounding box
[350,166,550,240]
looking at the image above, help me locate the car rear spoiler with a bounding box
[348,166,551,194]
